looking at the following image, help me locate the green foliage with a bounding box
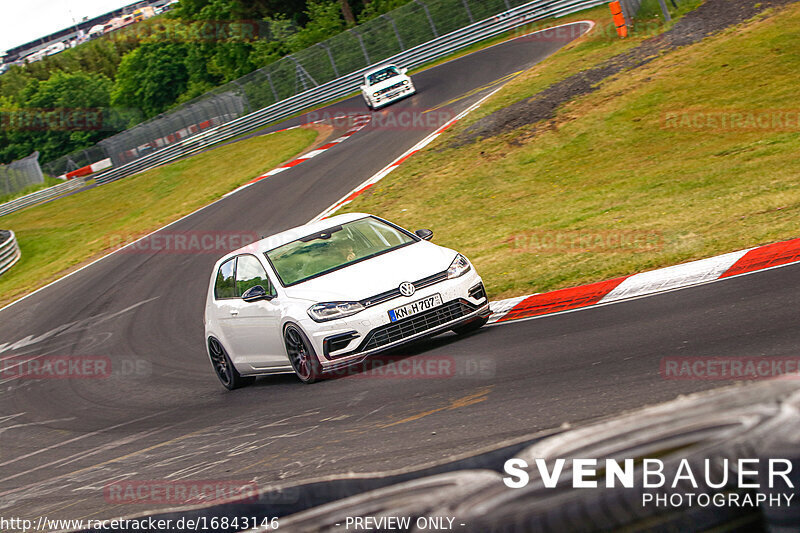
[357,0,411,23]
[0,0,413,165]
[0,72,121,164]
[111,43,190,117]
[287,1,347,50]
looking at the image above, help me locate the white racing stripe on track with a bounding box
[598,249,752,304]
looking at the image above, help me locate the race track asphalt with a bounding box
[2,21,797,524]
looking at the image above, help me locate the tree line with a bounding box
[0,0,409,166]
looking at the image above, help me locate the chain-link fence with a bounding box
[42,0,535,174]
[0,152,44,196]
[97,91,245,167]
[41,145,108,177]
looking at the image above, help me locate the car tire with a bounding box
[452,315,488,336]
[208,337,255,390]
[284,324,323,384]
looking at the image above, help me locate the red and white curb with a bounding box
[488,237,800,324]
[223,115,372,198]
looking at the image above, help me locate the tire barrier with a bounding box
[0,230,20,276]
[65,381,800,532]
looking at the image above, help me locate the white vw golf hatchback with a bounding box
[204,213,490,388]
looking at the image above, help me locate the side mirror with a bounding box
[415,229,433,241]
[400,68,408,75]
[242,285,273,302]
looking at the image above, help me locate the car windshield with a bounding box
[266,217,416,286]
[367,67,400,85]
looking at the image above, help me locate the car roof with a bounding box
[364,64,399,77]
[226,212,373,260]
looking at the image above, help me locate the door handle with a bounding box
[230,309,239,316]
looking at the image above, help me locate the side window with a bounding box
[214,258,236,299]
[236,255,275,297]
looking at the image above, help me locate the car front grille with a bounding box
[359,299,477,352]
[360,270,447,308]
[376,81,405,96]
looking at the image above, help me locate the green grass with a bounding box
[0,127,318,307]
[340,2,800,299]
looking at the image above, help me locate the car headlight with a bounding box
[402,80,409,85]
[373,92,379,97]
[446,254,471,279]
[308,301,365,322]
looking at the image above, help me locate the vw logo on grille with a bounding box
[399,282,416,297]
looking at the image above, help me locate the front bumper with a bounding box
[303,270,489,372]
[370,83,416,108]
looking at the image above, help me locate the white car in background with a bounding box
[204,213,489,388]
[360,64,416,110]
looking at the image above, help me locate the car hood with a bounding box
[282,241,457,303]
[364,75,410,92]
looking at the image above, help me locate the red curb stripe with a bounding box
[392,150,420,167]
[236,116,371,191]
[344,183,374,203]
[720,237,800,278]
[497,276,630,322]
[244,175,265,185]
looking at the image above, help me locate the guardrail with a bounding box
[0,178,86,218]
[0,0,607,217]
[0,230,21,276]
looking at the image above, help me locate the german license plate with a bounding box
[389,294,443,322]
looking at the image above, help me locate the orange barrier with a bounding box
[609,1,628,38]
